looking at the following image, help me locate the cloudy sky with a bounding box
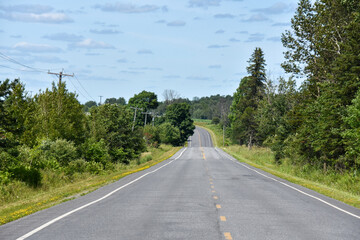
[0,0,299,103]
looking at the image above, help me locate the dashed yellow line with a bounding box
[212,190,216,193]
[211,185,214,189]
[220,216,227,221]
[224,232,233,240]
[216,204,221,209]
[213,196,218,200]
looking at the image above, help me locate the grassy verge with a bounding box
[196,122,360,209]
[0,145,180,225]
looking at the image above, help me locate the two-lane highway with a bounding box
[1,126,360,239]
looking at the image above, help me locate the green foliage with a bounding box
[211,117,220,124]
[128,90,158,127]
[104,97,126,105]
[88,104,146,163]
[343,89,360,167]
[83,100,97,112]
[143,125,160,147]
[229,48,266,148]
[8,166,41,187]
[158,122,182,146]
[31,82,87,145]
[190,94,233,120]
[80,138,111,164]
[165,102,195,145]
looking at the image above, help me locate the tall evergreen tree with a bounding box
[229,48,266,148]
[281,0,360,169]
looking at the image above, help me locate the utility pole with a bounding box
[142,111,150,126]
[130,106,143,131]
[99,96,103,105]
[48,70,74,88]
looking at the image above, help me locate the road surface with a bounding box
[1,126,360,239]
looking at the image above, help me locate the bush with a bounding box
[86,161,104,174]
[8,165,41,187]
[66,159,88,175]
[49,139,77,166]
[81,138,111,164]
[159,122,182,146]
[212,117,220,124]
[143,125,160,147]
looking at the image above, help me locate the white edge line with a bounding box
[17,148,188,240]
[215,148,360,220]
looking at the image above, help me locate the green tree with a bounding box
[83,101,97,112]
[165,102,195,145]
[158,122,181,146]
[280,0,360,168]
[229,48,266,148]
[89,103,146,163]
[128,91,159,127]
[31,82,87,145]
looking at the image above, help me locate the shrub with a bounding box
[66,159,88,175]
[81,138,111,164]
[212,117,220,124]
[86,161,103,174]
[8,165,41,187]
[143,125,160,147]
[159,122,181,146]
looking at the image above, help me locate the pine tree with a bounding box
[230,48,266,148]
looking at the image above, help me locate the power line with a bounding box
[0,64,41,72]
[73,74,96,101]
[0,52,47,73]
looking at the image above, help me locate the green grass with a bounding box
[0,145,180,225]
[196,121,360,209]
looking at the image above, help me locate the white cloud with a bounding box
[69,39,115,49]
[137,49,153,54]
[90,29,122,34]
[43,33,84,42]
[188,0,221,8]
[214,13,235,19]
[253,2,290,15]
[187,76,212,81]
[167,21,186,27]
[0,12,73,23]
[13,42,62,53]
[229,38,241,42]
[94,3,166,13]
[0,4,53,14]
[246,33,265,42]
[208,44,229,49]
[242,13,269,22]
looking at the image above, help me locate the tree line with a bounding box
[229,0,360,171]
[0,81,194,187]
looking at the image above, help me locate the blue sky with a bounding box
[0,0,299,103]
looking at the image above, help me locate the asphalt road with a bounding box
[1,126,360,239]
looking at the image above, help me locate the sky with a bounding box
[0,0,299,103]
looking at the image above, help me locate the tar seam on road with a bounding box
[16,148,188,240]
[215,148,360,220]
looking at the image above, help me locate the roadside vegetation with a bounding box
[195,1,360,209]
[0,81,194,225]
[196,121,360,209]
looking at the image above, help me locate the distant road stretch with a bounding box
[1,126,360,239]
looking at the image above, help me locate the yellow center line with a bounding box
[216,204,221,209]
[211,186,214,189]
[212,190,216,193]
[224,232,233,240]
[213,196,218,200]
[220,216,227,221]
[210,181,213,185]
